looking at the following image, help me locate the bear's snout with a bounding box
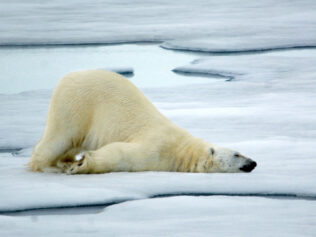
[239,160,257,172]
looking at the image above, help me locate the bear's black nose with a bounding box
[240,161,257,172]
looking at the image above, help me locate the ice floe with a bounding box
[1,0,316,52]
[1,196,315,236]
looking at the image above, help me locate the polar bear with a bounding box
[30,69,257,174]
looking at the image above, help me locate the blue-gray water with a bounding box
[0,44,213,94]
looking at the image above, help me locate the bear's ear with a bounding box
[210,148,215,156]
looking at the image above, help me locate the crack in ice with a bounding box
[1,192,315,216]
[161,44,316,55]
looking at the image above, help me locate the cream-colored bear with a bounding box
[30,70,256,174]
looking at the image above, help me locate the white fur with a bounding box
[30,69,256,174]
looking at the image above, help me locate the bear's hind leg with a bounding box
[30,135,71,172]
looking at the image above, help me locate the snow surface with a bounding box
[1,0,316,51]
[172,49,316,83]
[1,196,315,237]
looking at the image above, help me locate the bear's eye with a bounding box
[234,153,240,158]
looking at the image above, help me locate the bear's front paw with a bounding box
[66,153,89,175]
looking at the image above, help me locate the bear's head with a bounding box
[209,145,257,173]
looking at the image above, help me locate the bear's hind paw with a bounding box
[66,155,88,175]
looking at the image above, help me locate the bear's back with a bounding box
[56,69,156,111]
